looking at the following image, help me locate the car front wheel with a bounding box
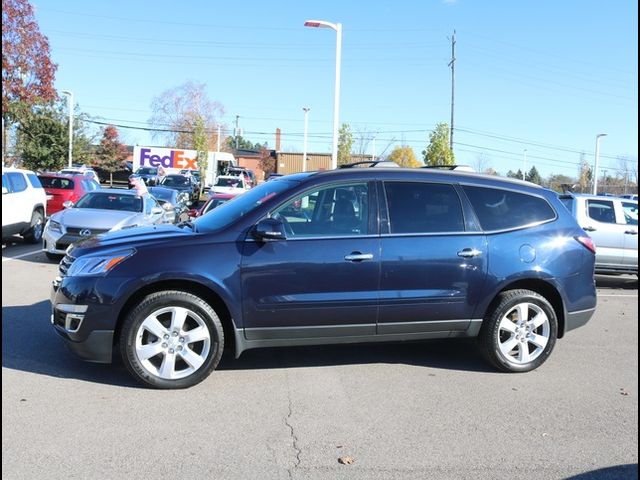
[478,289,557,373]
[120,291,224,389]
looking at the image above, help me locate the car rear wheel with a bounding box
[478,289,557,373]
[22,209,44,243]
[120,291,224,389]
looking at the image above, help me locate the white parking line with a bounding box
[1,249,42,263]
[598,294,638,297]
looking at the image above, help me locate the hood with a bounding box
[52,208,140,229]
[70,224,193,256]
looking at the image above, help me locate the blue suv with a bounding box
[50,168,597,388]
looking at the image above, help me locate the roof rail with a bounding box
[338,160,399,169]
[421,165,476,172]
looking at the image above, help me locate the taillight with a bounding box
[575,236,596,254]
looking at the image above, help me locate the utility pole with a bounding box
[372,136,376,162]
[216,125,221,151]
[235,115,240,150]
[448,30,456,152]
[302,107,310,172]
[523,149,527,180]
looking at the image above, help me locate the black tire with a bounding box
[45,252,63,261]
[120,291,224,389]
[22,209,44,243]
[477,289,558,373]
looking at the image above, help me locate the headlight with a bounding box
[66,249,135,277]
[48,220,63,233]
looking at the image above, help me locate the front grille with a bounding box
[59,253,76,277]
[65,227,109,236]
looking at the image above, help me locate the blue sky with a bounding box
[33,0,637,178]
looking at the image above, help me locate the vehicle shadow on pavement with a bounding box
[2,300,138,388]
[595,274,638,290]
[220,338,494,373]
[2,301,493,385]
[564,463,638,480]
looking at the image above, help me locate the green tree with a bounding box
[337,123,353,166]
[388,145,421,168]
[525,166,542,185]
[226,135,264,151]
[506,169,523,179]
[96,125,128,187]
[422,122,454,166]
[16,104,67,171]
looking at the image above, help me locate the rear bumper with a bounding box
[565,307,596,333]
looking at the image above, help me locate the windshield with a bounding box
[195,180,294,232]
[74,192,143,212]
[162,175,190,187]
[137,167,158,175]
[215,177,242,187]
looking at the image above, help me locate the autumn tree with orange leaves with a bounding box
[2,0,58,160]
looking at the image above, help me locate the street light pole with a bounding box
[592,133,607,195]
[304,19,342,170]
[302,107,310,172]
[522,149,527,180]
[61,90,73,168]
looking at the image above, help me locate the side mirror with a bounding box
[63,200,74,209]
[253,218,286,241]
[161,202,173,211]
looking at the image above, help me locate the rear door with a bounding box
[377,181,487,335]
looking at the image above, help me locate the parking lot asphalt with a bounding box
[2,242,638,480]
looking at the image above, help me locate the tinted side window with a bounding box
[7,172,28,193]
[586,199,616,224]
[272,182,369,237]
[463,186,556,231]
[27,174,43,188]
[559,196,574,212]
[622,202,638,226]
[385,182,464,234]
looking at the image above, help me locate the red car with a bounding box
[188,192,238,218]
[38,173,101,215]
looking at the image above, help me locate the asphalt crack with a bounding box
[284,380,302,479]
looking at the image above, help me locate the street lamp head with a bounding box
[304,19,338,31]
[61,90,72,96]
[597,133,607,139]
[303,107,310,113]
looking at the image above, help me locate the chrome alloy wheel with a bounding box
[497,302,550,365]
[135,306,211,380]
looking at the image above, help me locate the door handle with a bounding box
[625,230,638,235]
[457,248,482,258]
[344,253,374,262]
[583,226,597,232]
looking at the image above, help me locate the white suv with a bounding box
[560,193,638,275]
[2,167,47,243]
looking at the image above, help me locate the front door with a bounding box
[620,201,638,269]
[241,181,379,340]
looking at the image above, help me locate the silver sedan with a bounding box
[42,189,168,259]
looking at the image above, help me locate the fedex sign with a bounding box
[133,146,199,172]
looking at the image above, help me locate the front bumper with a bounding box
[50,273,135,364]
[43,225,67,255]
